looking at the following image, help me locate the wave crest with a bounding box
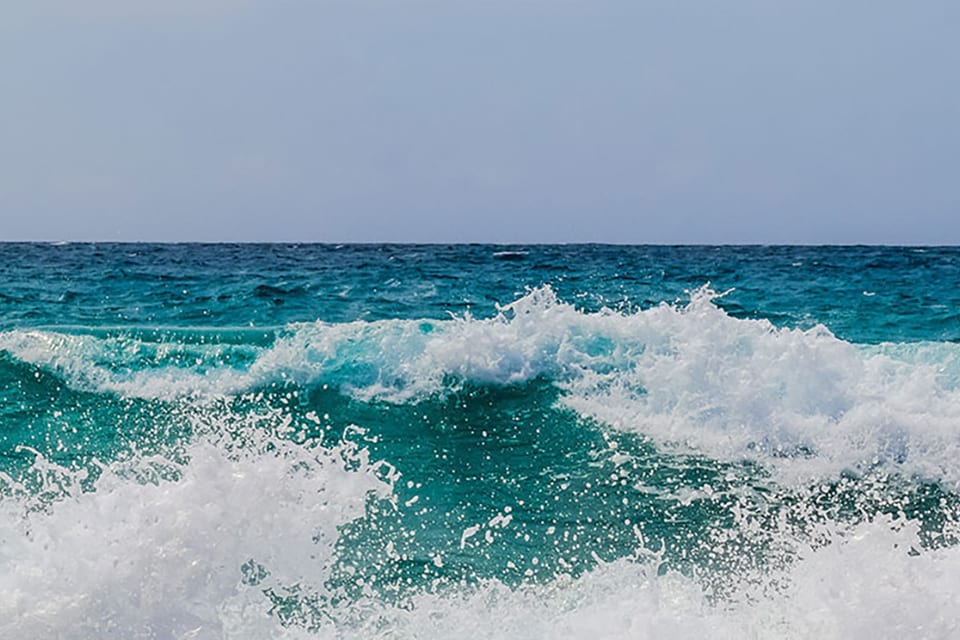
[3,286,960,482]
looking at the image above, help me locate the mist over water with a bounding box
[1,244,959,639]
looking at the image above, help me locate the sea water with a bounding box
[1,244,959,639]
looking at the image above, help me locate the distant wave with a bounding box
[492,250,528,261]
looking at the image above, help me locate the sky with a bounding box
[1,1,958,244]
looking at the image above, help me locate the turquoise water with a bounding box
[2,244,960,638]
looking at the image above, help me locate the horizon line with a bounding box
[1,240,959,248]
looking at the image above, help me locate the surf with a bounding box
[2,269,960,638]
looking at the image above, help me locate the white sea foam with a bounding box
[0,329,257,399]
[3,286,960,484]
[385,519,960,640]
[343,517,960,640]
[2,437,958,640]
[0,413,390,640]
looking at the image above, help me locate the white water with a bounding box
[4,286,960,485]
[1,422,959,639]
[353,518,960,640]
[0,417,390,640]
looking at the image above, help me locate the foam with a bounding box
[276,286,960,484]
[4,286,960,483]
[0,329,257,399]
[6,459,957,640]
[0,411,390,640]
[340,515,960,640]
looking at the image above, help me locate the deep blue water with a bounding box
[1,243,958,341]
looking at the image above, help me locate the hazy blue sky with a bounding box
[2,1,958,243]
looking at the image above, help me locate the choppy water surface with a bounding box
[2,244,960,639]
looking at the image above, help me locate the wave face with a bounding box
[1,244,960,639]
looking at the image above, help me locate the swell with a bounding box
[2,286,960,484]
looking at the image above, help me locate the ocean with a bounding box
[1,243,959,639]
